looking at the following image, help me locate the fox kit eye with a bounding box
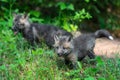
[56,46,59,49]
[54,46,59,49]
[63,47,66,49]
[18,23,24,26]
[14,19,17,22]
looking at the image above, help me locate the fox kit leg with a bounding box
[25,34,37,50]
[66,53,78,69]
[65,59,78,69]
[87,50,95,59]
[71,60,78,70]
[87,50,96,64]
[26,35,35,45]
[78,56,86,61]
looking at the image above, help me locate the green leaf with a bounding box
[1,0,8,3]
[85,76,94,80]
[98,77,106,80]
[32,48,44,55]
[85,0,90,3]
[0,65,6,70]
[67,4,74,11]
[31,18,44,23]
[60,3,66,10]
[30,11,41,18]
[74,8,92,21]
[96,56,105,67]
[57,2,66,10]
[70,24,78,31]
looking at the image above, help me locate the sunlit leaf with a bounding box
[85,76,94,80]
[67,4,74,11]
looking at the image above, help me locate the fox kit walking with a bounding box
[54,29,113,69]
[12,13,72,47]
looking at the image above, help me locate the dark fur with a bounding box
[54,29,113,69]
[12,13,72,47]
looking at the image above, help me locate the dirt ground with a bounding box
[94,38,120,58]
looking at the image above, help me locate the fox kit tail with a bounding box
[94,29,114,40]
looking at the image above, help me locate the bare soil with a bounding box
[94,38,120,58]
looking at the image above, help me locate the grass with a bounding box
[0,25,120,80]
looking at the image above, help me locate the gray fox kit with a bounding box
[53,29,114,69]
[11,13,72,47]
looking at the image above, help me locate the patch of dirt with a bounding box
[94,38,120,58]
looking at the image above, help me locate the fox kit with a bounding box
[12,13,72,47]
[54,29,114,69]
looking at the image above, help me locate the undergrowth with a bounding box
[0,1,120,79]
[0,26,120,80]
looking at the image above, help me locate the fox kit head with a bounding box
[12,13,30,35]
[53,35,73,57]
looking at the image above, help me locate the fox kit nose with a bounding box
[57,53,62,56]
[12,26,18,31]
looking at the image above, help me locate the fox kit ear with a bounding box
[22,13,28,19]
[66,36,72,42]
[54,35,59,42]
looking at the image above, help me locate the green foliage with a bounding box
[84,76,95,80]
[57,2,74,11]
[1,0,120,31]
[74,9,92,22]
[0,0,120,80]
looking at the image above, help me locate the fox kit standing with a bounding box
[12,13,72,47]
[54,29,114,69]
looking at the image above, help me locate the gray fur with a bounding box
[12,13,72,47]
[54,29,113,69]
